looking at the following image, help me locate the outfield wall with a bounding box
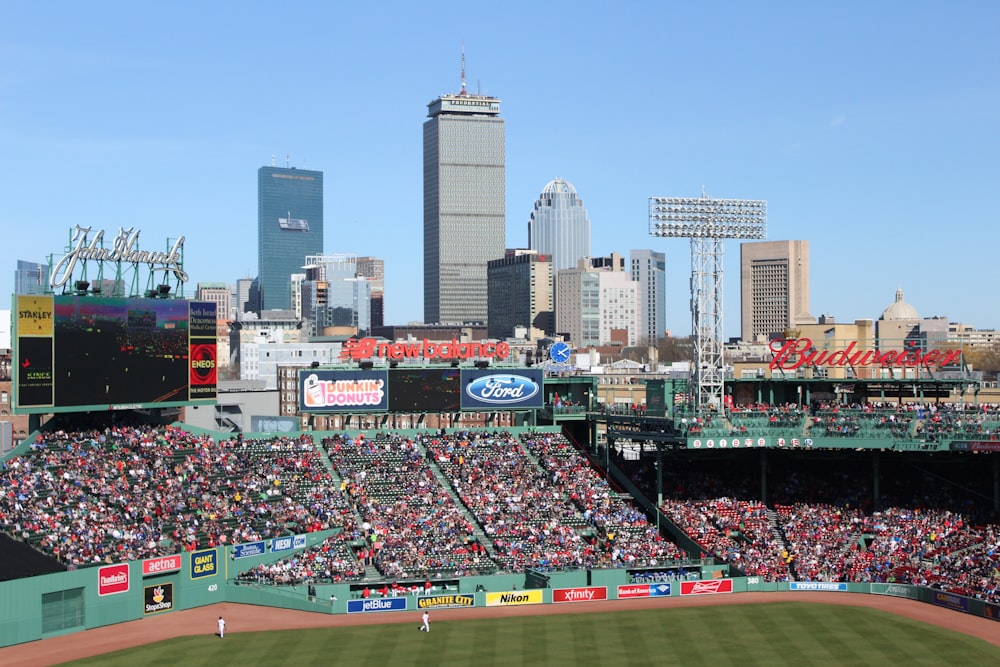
[3,545,998,649]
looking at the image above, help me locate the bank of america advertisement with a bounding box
[299,370,389,413]
[461,369,544,410]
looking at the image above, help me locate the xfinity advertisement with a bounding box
[461,369,544,410]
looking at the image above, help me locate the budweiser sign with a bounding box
[680,579,733,595]
[769,338,962,371]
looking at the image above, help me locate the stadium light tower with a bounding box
[649,195,767,412]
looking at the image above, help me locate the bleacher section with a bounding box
[3,421,1000,606]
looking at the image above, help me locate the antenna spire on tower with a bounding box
[460,41,467,96]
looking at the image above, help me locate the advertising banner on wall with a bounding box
[460,369,544,410]
[417,594,475,609]
[142,555,182,576]
[553,587,608,603]
[680,579,733,595]
[98,563,130,596]
[485,590,544,607]
[347,598,408,613]
[232,541,266,559]
[299,370,388,413]
[143,583,174,615]
[14,295,55,408]
[190,549,217,579]
[188,301,218,401]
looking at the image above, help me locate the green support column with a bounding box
[760,449,768,504]
[994,456,999,513]
[656,443,663,532]
[873,453,881,512]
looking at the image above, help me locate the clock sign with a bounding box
[549,342,571,364]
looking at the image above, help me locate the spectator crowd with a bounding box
[1,421,998,606]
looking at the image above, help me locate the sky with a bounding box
[2,2,998,339]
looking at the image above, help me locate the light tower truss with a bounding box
[649,196,767,412]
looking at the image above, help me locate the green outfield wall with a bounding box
[3,543,997,650]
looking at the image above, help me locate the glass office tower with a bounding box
[423,90,505,324]
[630,249,667,343]
[257,166,324,312]
[528,178,591,273]
[14,260,48,295]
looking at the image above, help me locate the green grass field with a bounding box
[59,602,1000,667]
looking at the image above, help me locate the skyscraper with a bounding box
[14,260,48,295]
[257,164,324,312]
[630,249,666,343]
[234,277,255,318]
[356,257,385,328]
[740,240,812,342]
[555,253,640,347]
[423,57,505,324]
[301,254,372,337]
[528,178,591,273]
[487,249,553,341]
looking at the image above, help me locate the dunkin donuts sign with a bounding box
[98,563,130,596]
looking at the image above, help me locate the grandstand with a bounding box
[2,331,1000,647]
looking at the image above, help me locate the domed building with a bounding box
[876,287,949,352]
[880,288,919,322]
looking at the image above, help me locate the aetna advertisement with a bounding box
[461,369,544,410]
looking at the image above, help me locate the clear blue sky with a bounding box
[3,2,998,338]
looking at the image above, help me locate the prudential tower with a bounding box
[423,52,505,325]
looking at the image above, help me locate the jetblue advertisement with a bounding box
[460,369,544,410]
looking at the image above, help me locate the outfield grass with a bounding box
[60,602,1000,667]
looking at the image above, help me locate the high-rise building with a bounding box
[630,249,666,343]
[230,311,305,379]
[257,164,324,312]
[740,240,812,342]
[555,253,640,347]
[301,254,371,337]
[195,282,232,322]
[423,58,505,324]
[234,277,255,318]
[14,260,48,295]
[290,273,306,320]
[356,257,385,328]
[487,249,553,341]
[528,179,591,273]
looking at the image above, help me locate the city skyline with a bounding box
[2,4,998,337]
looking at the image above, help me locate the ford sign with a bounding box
[465,374,540,405]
